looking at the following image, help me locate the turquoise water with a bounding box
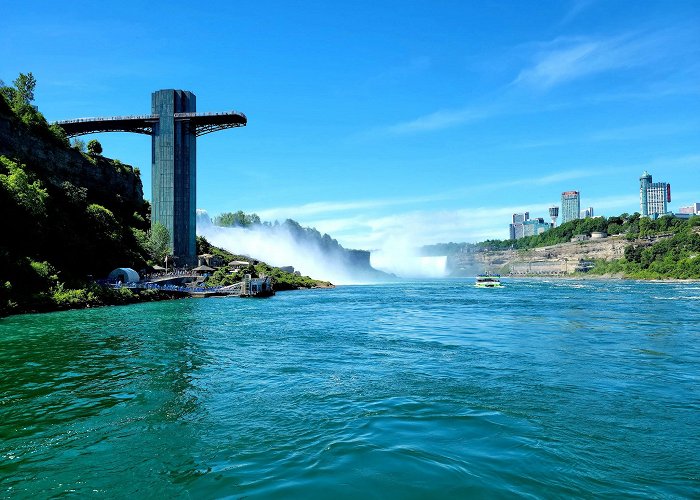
[1,279,699,498]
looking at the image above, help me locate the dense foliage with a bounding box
[426,213,700,279]
[87,139,103,156]
[481,214,630,250]
[0,73,70,147]
[214,210,261,227]
[148,222,171,263]
[0,153,152,315]
[427,213,695,255]
[0,75,157,315]
[590,220,700,279]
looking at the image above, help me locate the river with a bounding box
[1,279,698,497]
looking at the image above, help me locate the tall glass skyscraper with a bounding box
[561,191,580,224]
[152,90,197,265]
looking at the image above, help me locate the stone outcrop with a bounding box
[450,235,643,275]
[0,110,144,214]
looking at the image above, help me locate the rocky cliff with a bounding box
[0,108,144,215]
[449,235,640,275]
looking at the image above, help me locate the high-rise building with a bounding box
[647,182,671,217]
[512,212,529,224]
[509,212,529,239]
[639,171,652,216]
[580,206,594,218]
[509,224,522,240]
[548,206,559,227]
[522,218,550,237]
[509,213,551,239]
[640,171,671,218]
[561,191,580,224]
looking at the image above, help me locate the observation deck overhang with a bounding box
[55,111,247,138]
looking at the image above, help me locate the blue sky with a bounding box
[2,0,699,250]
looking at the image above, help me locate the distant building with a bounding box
[639,171,652,216]
[522,218,551,237]
[561,191,580,224]
[509,212,530,240]
[510,213,551,240]
[640,171,671,218]
[647,182,671,218]
[509,224,523,240]
[548,206,559,227]
[678,203,700,215]
[580,206,594,218]
[198,253,225,268]
[512,212,529,224]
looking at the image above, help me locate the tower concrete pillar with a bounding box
[151,90,197,266]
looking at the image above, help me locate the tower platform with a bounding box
[55,90,246,266]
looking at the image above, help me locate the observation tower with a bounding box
[549,206,559,227]
[56,90,246,266]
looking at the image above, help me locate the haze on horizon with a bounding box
[2,0,699,251]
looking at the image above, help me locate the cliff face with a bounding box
[450,236,635,275]
[0,111,144,213]
[1,99,151,315]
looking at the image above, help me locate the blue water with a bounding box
[1,279,699,497]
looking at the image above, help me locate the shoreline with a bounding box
[0,284,335,320]
[503,273,700,283]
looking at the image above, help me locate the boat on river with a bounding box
[475,274,503,288]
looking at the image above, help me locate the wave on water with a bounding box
[652,295,700,300]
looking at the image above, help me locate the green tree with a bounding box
[624,244,643,263]
[72,138,86,152]
[12,72,36,107]
[214,210,261,227]
[87,139,103,156]
[148,222,171,262]
[0,157,48,218]
[48,123,70,147]
[0,79,14,106]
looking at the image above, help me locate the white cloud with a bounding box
[243,153,699,254]
[305,203,555,251]
[382,106,497,135]
[559,0,596,25]
[513,31,672,90]
[254,193,451,221]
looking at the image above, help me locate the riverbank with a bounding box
[0,279,338,319]
[505,273,700,283]
[443,215,700,280]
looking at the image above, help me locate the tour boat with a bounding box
[475,274,503,288]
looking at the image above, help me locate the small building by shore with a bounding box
[108,268,140,283]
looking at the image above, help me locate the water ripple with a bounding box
[1,279,699,497]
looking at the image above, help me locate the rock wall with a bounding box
[450,236,635,275]
[0,111,144,213]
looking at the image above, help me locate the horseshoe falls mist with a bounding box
[196,210,447,283]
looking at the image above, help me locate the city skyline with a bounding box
[2,1,699,249]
